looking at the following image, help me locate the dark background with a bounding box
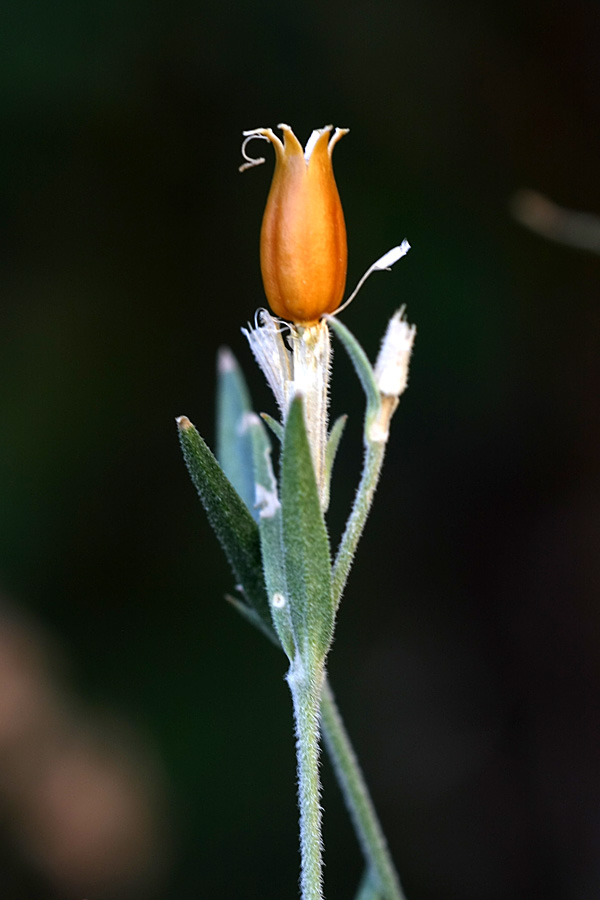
[1,0,599,898]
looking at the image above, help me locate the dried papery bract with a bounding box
[242,311,331,508]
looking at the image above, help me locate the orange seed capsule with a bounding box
[243,124,348,325]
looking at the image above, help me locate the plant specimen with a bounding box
[178,123,415,900]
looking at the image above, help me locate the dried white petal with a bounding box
[242,310,292,415]
[242,316,331,509]
[332,240,411,317]
[239,132,269,172]
[372,240,411,271]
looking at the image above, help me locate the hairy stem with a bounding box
[354,868,382,900]
[288,656,326,900]
[332,440,386,608]
[321,678,407,900]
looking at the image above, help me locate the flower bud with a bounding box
[374,307,416,398]
[243,124,348,325]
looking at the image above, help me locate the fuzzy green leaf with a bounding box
[260,412,284,442]
[323,414,347,512]
[216,347,257,517]
[247,414,296,660]
[225,593,278,646]
[281,396,334,663]
[326,317,381,433]
[177,416,273,636]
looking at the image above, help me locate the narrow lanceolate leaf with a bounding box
[260,412,284,442]
[177,416,273,638]
[322,414,348,512]
[247,414,296,661]
[225,592,278,647]
[326,317,381,434]
[281,396,334,664]
[216,347,257,517]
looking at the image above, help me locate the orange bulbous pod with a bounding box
[244,124,348,325]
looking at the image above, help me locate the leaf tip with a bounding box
[218,346,237,373]
[176,415,193,431]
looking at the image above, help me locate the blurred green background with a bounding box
[1,0,599,898]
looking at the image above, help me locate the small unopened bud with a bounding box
[374,308,416,398]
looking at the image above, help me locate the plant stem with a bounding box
[320,678,407,900]
[332,441,386,608]
[354,868,382,900]
[288,655,326,900]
